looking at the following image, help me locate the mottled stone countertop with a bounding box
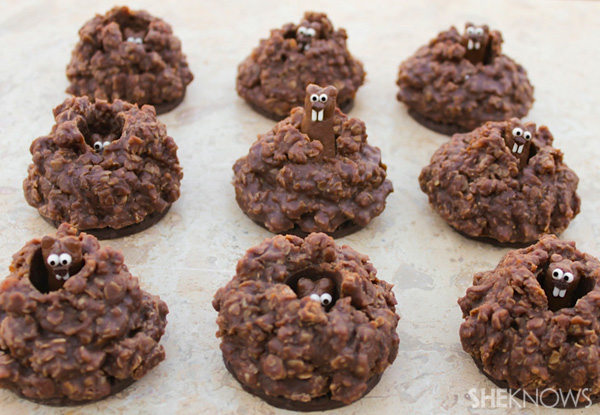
[0,0,599,414]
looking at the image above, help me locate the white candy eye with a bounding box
[127,36,135,42]
[47,254,59,267]
[512,127,523,137]
[103,141,111,148]
[523,131,532,141]
[93,142,103,151]
[135,37,143,44]
[59,253,72,266]
[552,268,564,280]
[563,272,575,283]
[297,26,307,35]
[306,28,316,37]
[310,94,319,102]
[309,293,320,302]
[467,27,475,35]
[319,94,328,103]
[475,27,484,36]
[320,293,333,306]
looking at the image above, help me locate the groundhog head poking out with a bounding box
[41,234,84,291]
[300,84,338,158]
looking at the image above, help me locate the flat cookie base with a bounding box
[153,88,187,115]
[250,216,363,239]
[407,108,471,136]
[41,205,171,240]
[224,358,382,412]
[247,98,355,121]
[471,356,599,408]
[13,377,135,407]
[453,227,536,248]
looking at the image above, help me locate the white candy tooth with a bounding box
[512,143,518,153]
[318,109,323,121]
[553,287,560,297]
[475,41,481,50]
[304,44,310,51]
[468,39,473,50]
[559,289,566,298]
[518,144,524,154]
[312,109,317,122]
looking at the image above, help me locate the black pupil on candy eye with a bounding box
[311,96,317,102]
[553,271,559,277]
[62,259,67,265]
[320,96,326,102]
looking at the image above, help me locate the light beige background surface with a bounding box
[0,0,599,414]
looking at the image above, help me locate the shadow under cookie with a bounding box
[41,205,171,240]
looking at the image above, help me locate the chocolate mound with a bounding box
[23,96,183,238]
[0,224,168,405]
[213,233,400,409]
[66,6,193,114]
[419,119,580,244]
[396,24,534,134]
[236,11,365,120]
[459,235,600,407]
[233,107,392,235]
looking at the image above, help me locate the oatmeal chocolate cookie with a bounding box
[233,84,392,237]
[419,118,580,245]
[213,233,400,411]
[236,11,365,120]
[23,96,183,239]
[0,223,168,405]
[66,6,193,114]
[459,235,600,408]
[396,23,534,135]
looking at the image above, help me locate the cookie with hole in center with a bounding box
[23,96,183,239]
[396,23,534,135]
[0,223,168,405]
[418,118,580,245]
[213,233,400,411]
[236,11,365,120]
[66,6,193,114]
[459,235,600,408]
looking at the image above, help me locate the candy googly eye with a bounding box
[563,272,575,283]
[319,94,328,103]
[135,37,143,44]
[310,94,319,102]
[475,27,484,36]
[47,254,59,267]
[467,27,475,35]
[552,269,564,280]
[93,142,103,151]
[126,36,135,42]
[59,253,72,266]
[297,26,307,35]
[306,28,316,37]
[512,127,523,137]
[523,131,532,140]
[309,293,320,302]
[320,293,333,306]
[103,141,111,148]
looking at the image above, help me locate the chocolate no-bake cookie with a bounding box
[66,6,193,114]
[459,235,600,408]
[0,224,168,405]
[23,96,183,239]
[213,233,400,411]
[397,23,534,135]
[237,11,365,120]
[233,83,392,237]
[419,118,580,245]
